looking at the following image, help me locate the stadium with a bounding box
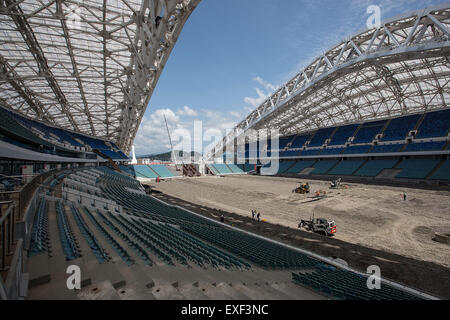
[0,0,449,302]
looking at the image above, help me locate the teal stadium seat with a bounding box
[395,159,440,179]
[327,160,366,175]
[149,165,174,178]
[311,160,339,174]
[430,160,450,180]
[355,160,398,177]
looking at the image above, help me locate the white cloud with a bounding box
[254,76,278,92]
[243,77,278,109]
[177,105,198,117]
[229,111,242,118]
[134,106,241,156]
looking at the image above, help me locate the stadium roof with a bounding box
[0,0,200,154]
[207,4,450,159]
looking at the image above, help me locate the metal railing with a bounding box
[0,201,16,273]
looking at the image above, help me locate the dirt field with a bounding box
[147,175,450,298]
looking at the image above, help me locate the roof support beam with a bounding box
[4,0,79,131]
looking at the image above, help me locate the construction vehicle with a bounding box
[330,178,342,189]
[292,182,310,194]
[298,217,336,236]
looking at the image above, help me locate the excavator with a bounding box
[330,178,342,189]
[292,182,310,194]
[299,217,337,236]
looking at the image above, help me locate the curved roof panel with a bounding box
[0,0,200,153]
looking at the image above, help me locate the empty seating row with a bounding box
[83,207,134,266]
[119,213,247,269]
[292,270,421,300]
[29,199,51,257]
[279,149,301,157]
[352,120,386,144]
[257,157,447,180]
[227,164,244,174]
[284,160,316,174]
[403,141,446,152]
[133,165,159,179]
[290,134,311,149]
[354,160,398,177]
[182,224,318,270]
[211,164,233,175]
[96,211,152,265]
[430,160,450,180]
[142,218,249,270]
[149,165,174,178]
[327,160,366,176]
[328,124,359,146]
[70,206,110,264]
[370,144,403,153]
[1,105,129,159]
[395,159,441,179]
[55,201,81,261]
[97,170,217,227]
[237,109,450,160]
[311,160,339,175]
[416,109,450,139]
[308,127,336,147]
[381,114,421,141]
[344,145,372,154]
[267,161,295,174]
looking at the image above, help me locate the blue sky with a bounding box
[133,0,447,156]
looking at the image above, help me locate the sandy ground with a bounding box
[146,175,450,298]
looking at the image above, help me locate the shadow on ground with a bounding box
[154,192,450,299]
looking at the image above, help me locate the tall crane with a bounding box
[164,113,175,164]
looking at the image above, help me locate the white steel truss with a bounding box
[207,4,450,160]
[0,0,200,154]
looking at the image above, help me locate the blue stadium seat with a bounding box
[352,120,386,144]
[280,150,301,158]
[403,141,446,152]
[300,149,322,156]
[416,109,450,139]
[342,145,372,154]
[370,144,403,153]
[320,147,344,155]
[381,114,421,141]
[278,136,296,150]
[328,124,359,146]
[290,135,310,149]
[308,127,335,147]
